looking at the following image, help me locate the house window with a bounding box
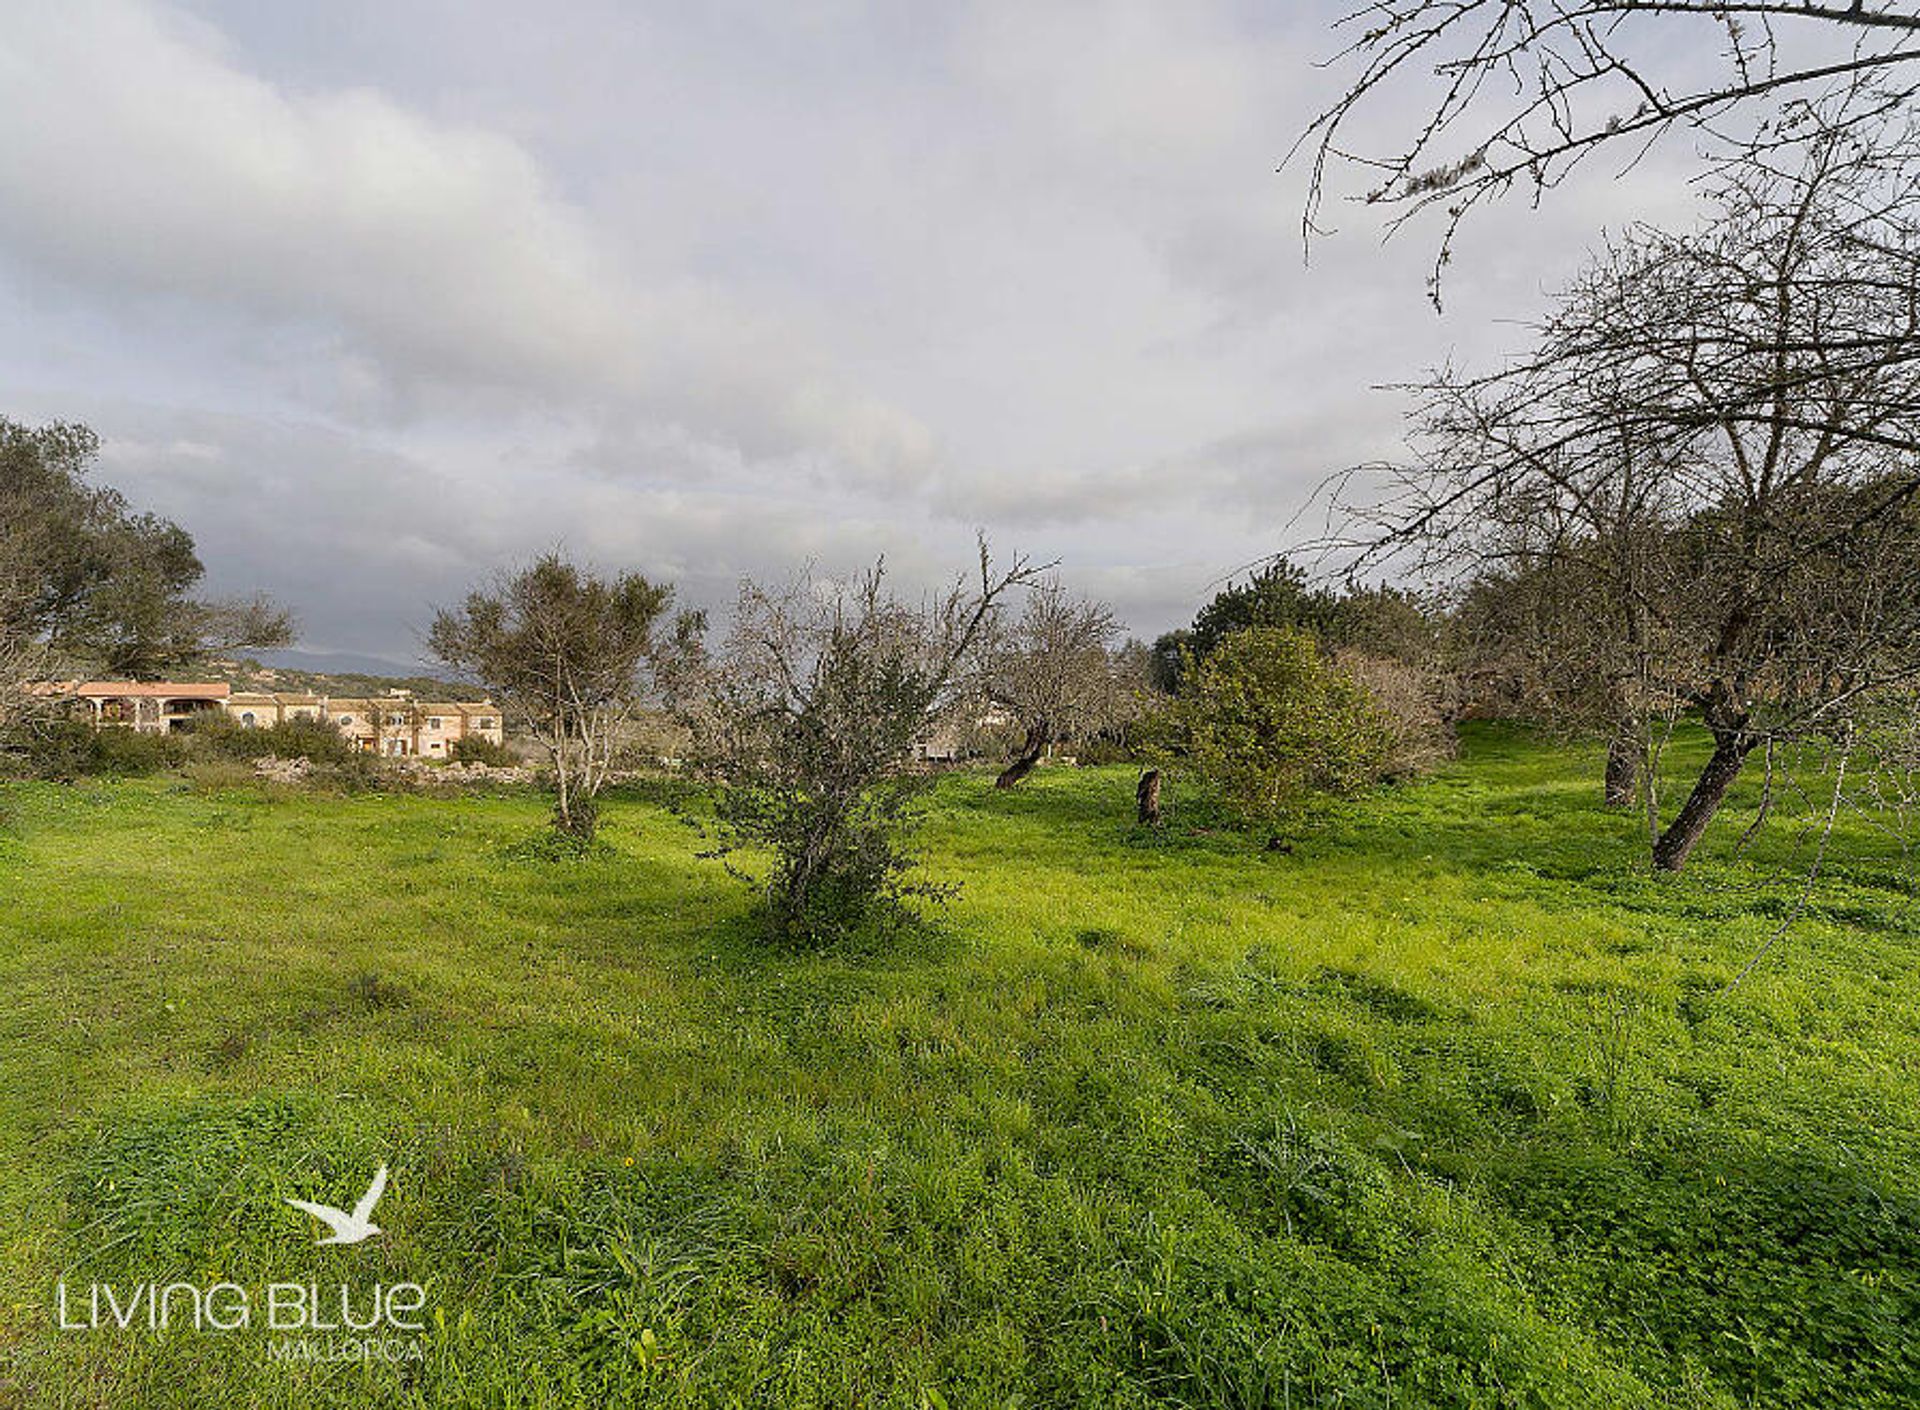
[386,713,407,726]
[427,717,443,730]
[475,718,495,730]
[337,715,354,726]
[239,712,256,727]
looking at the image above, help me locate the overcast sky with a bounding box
[0,0,1706,667]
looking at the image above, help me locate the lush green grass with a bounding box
[1,727,1916,1407]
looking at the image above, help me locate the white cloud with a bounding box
[0,0,941,482]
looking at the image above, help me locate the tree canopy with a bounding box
[429,553,687,840]
[1,416,292,680]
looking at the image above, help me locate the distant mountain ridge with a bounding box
[249,647,440,678]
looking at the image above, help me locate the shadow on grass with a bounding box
[693,900,975,980]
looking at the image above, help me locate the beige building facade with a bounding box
[49,681,504,758]
[49,680,231,733]
[223,693,503,758]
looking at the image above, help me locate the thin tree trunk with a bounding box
[1136,768,1161,826]
[551,730,588,838]
[1651,735,1752,872]
[1604,725,1639,810]
[995,721,1049,789]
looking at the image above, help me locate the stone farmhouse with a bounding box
[47,681,505,759]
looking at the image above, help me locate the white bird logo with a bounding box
[286,1165,388,1246]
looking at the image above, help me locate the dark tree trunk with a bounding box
[1136,768,1161,826]
[1651,735,1751,872]
[995,721,1049,789]
[1604,727,1639,810]
[553,794,598,843]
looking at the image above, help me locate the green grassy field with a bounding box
[1,727,1916,1408]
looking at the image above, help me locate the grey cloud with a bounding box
[63,402,992,660]
[0,0,1714,658]
[0,0,943,486]
[928,398,1414,530]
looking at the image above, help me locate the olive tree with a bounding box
[429,554,685,842]
[0,416,292,683]
[0,510,48,742]
[0,624,49,746]
[694,541,1040,944]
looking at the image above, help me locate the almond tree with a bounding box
[1332,125,1920,869]
[986,579,1128,789]
[0,416,292,682]
[1299,6,1920,297]
[694,540,1040,943]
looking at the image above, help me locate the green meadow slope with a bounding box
[0,727,1916,1407]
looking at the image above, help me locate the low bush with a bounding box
[11,719,187,778]
[177,758,271,794]
[451,733,519,767]
[191,713,359,765]
[1158,627,1392,841]
[1074,731,1146,766]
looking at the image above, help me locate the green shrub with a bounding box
[1165,626,1392,837]
[1074,731,1142,766]
[193,713,358,765]
[15,720,186,777]
[451,733,518,767]
[177,758,269,794]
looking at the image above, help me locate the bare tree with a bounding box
[1329,125,1920,869]
[1446,441,1687,809]
[1298,6,1920,298]
[694,540,1041,943]
[429,554,683,842]
[986,579,1128,789]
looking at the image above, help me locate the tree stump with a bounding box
[1136,768,1162,826]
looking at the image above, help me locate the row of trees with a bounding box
[431,544,1194,940]
[1281,5,1920,880]
[15,387,1902,940]
[426,541,1457,943]
[421,6,1920,923]
[1320,113,1920,872]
